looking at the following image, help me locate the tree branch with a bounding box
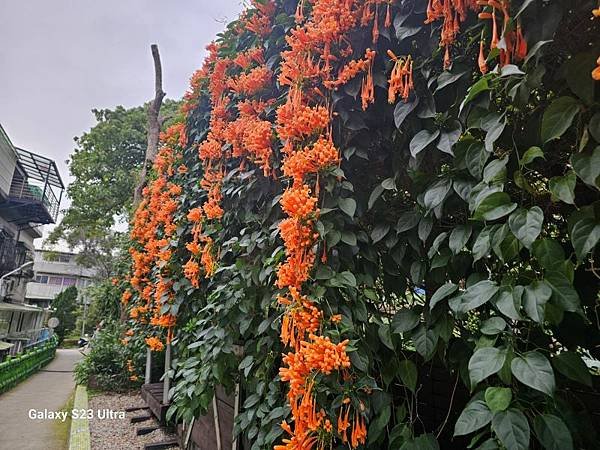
[134,44,166,205]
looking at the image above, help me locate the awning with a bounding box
[0,302,44,313]
[0,341,14,350]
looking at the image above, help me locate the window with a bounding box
[62,277,76,286]
[57,255,71,263]
[49,277,62,285]
[35,275,48,284]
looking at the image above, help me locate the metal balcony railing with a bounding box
[8,176,60,222]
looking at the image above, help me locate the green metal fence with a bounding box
[0,336,58,394]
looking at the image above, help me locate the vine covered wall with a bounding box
[120,1,600,449]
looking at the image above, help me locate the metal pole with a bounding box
[232,383,240,450]
[81,298,88,336]
[145,348,152,384]
[212,394,222,450]
[162,342,171,404]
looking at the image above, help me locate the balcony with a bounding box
[0,147,63,225]
[0,235,32,275]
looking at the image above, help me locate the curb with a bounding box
[68,385,91,450]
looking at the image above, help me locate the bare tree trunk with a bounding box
[134,44,166,205]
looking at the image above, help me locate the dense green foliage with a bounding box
[121,1,600,449]
[74,322,144,391]
[52,286,78,342]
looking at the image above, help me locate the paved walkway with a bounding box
[0,348,83,450]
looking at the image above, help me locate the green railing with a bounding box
[0,335,58,394]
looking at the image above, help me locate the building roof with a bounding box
[14,147,64,189]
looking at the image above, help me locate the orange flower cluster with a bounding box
[275,1,396,447]
[127,124,187,346]
[145,336,164,352]
[228,66,272,96]
[425,0,480,68]
[182,1,277,286]
[388,51,414,103]
[476,0,527,74]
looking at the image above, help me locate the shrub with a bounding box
[74,321,144,391]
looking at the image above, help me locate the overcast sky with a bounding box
[0,0,244,246]
[0,0,244,185]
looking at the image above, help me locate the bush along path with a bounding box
[114,1,600,449]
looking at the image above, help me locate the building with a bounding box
[0,123,64,355]
[26,250,96,308]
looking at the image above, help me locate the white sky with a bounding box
[0,0,245,248]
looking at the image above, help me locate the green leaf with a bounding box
[544,270,581,312]
[392,309,420,334]
[429,282,458,310]
[339,197,357,217]
[473,227,492,261]
[520,146,544,166]
[436,120,462,155]
[485,387,512,412]
[564,53,596,106]
[398,359,418,392]
[524,40,551,65]
[493,286,522,321]
[508,207,543,249]
[492,409,530,450]
[412,325,438,361]
[476,439,500,450]
[394,96,419,128]
[436,68,468,91]
[480,317,506,335]
[410,129,441,157]
[552,351,592,387]
[522,280,552,323]
[368,404,391,443]
[484,116,506,153]
[336,271,357,288]
[483,157,508,184]
[548,171,576,204]
[511,351,555,396]
[371,223,390,244]
[460,77,490,111]
[378,323,394,350]
[400,434,440,450]
[571,147,600,189]
[368,184,384,209]
[469,347,507,386]
[450,280,499,314]
[532,239,565,269]
[473,192,517,221]
[541,96,581,143]
[396,211,421,232]
[341,230,357,246]
[571,217,600,260]
[449,224,472,255]
[454,400,493,436]
[424,178,452,210]
[465,142,490,179]
[381,177,396,190]
[533,414,573,450]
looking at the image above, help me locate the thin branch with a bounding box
[134,44,166,205]
[436,373,459,440]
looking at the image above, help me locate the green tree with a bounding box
[48,100,182,273]
[52,286,78,342]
